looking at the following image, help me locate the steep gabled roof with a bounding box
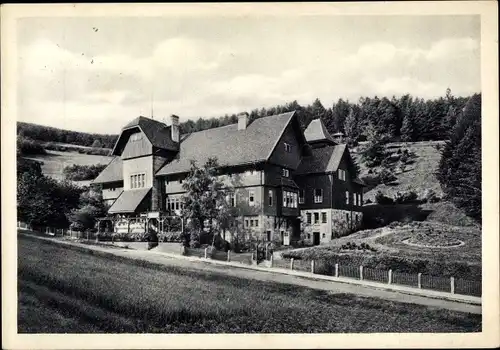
[156,112,296,176]
[295,144,347,175]
[112,116,178,156]
[303,118,336,144]
[91,157,123,184]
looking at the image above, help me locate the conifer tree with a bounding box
[437,93,481,221]
[400,105,416,142]
[343,106,359,146]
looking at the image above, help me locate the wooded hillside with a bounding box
[179,88,471,144]
[18,89,472,148]
[17,122,118,149]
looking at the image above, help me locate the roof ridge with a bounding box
[179,111,296,137]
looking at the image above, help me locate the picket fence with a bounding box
[270,257,481,297]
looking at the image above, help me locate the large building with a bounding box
[92,111,364,246]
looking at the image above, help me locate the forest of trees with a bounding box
[17,122,117,149]
[179,88,470,145]
[18,89,469,151]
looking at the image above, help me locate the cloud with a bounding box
[425,38,479,61]
[17,34,480,133]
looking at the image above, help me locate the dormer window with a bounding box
[282,168,290,177]
[284,143,292,153]
[130,133,143,142]
[338,169,346,181]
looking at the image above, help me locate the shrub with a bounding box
[158,231,182,242]
[339,241,377,252]
[399,152,409,164]
[17,136,46,155]
[379,168,397,185]
[375,191,394,205]
[421,189,441,203]
[394,190,418,204]
[63,164,108,181]
[388,221,400,228]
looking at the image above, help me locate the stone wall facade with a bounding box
[300,208,363,245]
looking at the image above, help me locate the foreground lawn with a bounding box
[18,236,481,333]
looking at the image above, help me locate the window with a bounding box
[314,212,319,224]
[322,233,326,238]
[299,189,305,204]
[130,133,143,142]
[230,193,236,207]
[250,220,254,227]
[179,178,183,184]
[338,169,346,181]
[268,190,273,206]
[130,173,146,189]
[345,191,350,205]
[282,168,289,177]
[307,233,311,239]
[255,219,259,227]
[314,188,323,203]
[346,213,349,222]
[284,143,292,153]
[166,196,182,211]
[321,212,327,223]
[306,213,312,224]
[249,190,255,205]
[283,190,298,208]
[267,231,271,241]
[245,219,249,227]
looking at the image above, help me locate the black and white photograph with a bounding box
[2,2,498,349]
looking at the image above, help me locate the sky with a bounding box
[17,15,481,134]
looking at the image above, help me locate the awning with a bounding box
[108,188,151,214]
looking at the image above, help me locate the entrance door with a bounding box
[313,232,320,246]
[282,230,290,246]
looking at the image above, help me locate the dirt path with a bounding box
[23,234,480,315]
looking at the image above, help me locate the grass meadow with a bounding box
[22,150,113,185]
[18,236,481,333]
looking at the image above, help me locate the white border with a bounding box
[2,2,498,349]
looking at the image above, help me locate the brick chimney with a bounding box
[237,112,249,131]
[170,114,180,142]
